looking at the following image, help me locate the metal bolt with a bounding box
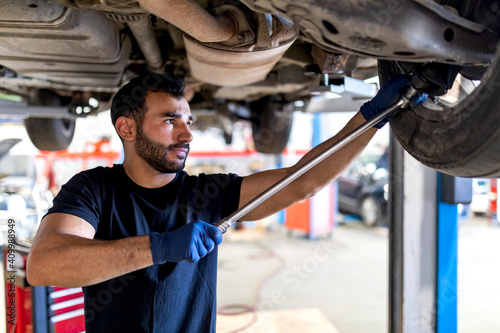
[237,33,246,42]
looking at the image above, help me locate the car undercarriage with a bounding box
[1,0,500,177]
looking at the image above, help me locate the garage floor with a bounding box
[216,216,500,333]
[0,216,498,332]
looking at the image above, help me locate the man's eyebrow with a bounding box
[161,112,194,121]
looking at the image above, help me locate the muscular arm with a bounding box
[239,112,376,221]
[27,213,153,288]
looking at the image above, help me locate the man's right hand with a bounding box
[149,221,223,264]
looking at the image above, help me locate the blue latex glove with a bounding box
[150,221,223,264]
[360,75,426,129]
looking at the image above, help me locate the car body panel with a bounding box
[338,150,388,225]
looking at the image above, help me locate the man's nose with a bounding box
[177,122,193,143]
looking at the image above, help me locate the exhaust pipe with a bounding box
[107,14,164,73]
[137,0,238,43]
[128,15,164,72]
[136,0,297,86]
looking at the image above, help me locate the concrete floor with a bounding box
[457,217,500,333]
[216,216,500,333]
[1,216,498,332]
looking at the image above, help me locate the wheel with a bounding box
[24,90,75,151]
[360,195,382,227]
[377,2,500,178]
[24,117,75,151]
[379,57,500,178]
[250,96,293,154]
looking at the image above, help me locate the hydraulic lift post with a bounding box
[388,134,472,333]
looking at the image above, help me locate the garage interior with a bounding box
[1,106,500,332]
[1,0,500,332]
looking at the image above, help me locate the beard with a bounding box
[134,125,189,174]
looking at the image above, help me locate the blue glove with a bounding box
[149,221,223,264]
[360,75,426,129]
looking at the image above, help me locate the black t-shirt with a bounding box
[46,164,243,332]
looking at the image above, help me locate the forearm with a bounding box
[240,76,410,220]
[240,112,376,221]
[293,112,374,172]
[289,112,376,193]
[27,234,153,288]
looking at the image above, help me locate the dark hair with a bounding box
[110,70,185,126]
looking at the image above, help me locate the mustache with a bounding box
[168,143,190,150]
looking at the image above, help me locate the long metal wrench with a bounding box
[216,86,419,233]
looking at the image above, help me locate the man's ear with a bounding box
[115,117,136,141]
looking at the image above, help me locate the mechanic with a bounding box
[26,71,414,332]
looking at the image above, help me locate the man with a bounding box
[27,71,413,332]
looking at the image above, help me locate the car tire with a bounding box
[24,90,76,151]
[251,96,293,155]
[360,195,382,227]
[24,117,76,151]
[379,54,500,178]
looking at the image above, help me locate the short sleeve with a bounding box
[188,173,243,222]
[211,173,243,218]
[45,169,104,231]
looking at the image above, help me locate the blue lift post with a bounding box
[437,174,472,333]
[437,197,458,332]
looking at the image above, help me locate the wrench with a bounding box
[216,86,419,233]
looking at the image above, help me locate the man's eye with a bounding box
[166,119,175,124]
